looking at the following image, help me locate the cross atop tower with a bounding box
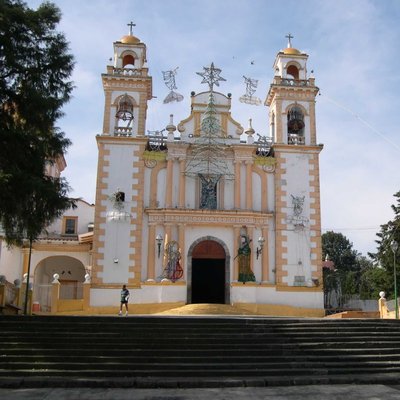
[127,21,136,35]
[285,33,294,48]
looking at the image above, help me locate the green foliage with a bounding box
[322,231,359,272]
[0,0,75,245]
[367,190,400,300]
[359,266,392,300]
[369,191,400,275]
[322,230,394,306]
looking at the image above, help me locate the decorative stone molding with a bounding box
[146,209,271,226]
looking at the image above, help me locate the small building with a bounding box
[0,198,94,313]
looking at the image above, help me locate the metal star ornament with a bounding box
[196,62,226,91]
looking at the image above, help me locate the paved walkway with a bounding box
[2,385,400,400]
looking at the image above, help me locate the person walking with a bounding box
[119,285,130,316]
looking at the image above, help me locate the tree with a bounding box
[369,190,400,298]
[322,231,359,273]
[359,265,391,300]
[0,0,75,245]
[322,231,362,308]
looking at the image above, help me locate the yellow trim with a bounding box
[276,285,322,292]
[233,302,325,317]
[32,242,91,252]
[143,150,167,161]
[253,156,276,167]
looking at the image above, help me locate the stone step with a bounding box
[1,365,400,378]
[3,354,400,366]
[1,315,400,388]
[2,347,400,356]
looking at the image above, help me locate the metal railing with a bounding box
[274,77,313,87]
[112,67,143,77]
[114,126,133,136]
[288,134,305,145]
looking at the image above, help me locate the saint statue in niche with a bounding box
[199,174,221,210]
[236,234,256,283]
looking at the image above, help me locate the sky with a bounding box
[24,0,400,257]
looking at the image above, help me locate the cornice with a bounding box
[272,143,323,154]
[145,208,273,226]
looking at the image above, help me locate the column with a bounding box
[248,226,254,274]
[179,159,186,208]
[233,226,241,281]
[246,161,252,210]
[261,226,269,282]
[147,224,156,280]
[275,99,283,143]
[165,157,173,208]
[178,224,186,280]
[165,224,172,246]
[51,281,60,314]
[309,100,317,145]
[234,161,241,209]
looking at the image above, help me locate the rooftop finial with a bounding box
[127,21,136,36]
[285,33,294,48]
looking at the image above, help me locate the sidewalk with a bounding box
[1,385,400,400]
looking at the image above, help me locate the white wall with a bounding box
[46,199,94,236]
[231,285,323,309]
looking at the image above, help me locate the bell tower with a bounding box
[101,22,152,137]
[266,35,323,293]
[92,24,153,290]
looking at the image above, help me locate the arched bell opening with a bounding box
[286,64,299,80]
[287,105,305,144]
[122,54,135,68]
[115,93,135,132]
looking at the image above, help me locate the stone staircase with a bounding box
[1,315,400,388]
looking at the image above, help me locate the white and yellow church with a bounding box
[0,28,324,317]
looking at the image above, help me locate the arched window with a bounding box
[286,65,299,80]
[122,54,135,68]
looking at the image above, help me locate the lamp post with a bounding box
[391,241,398,319]
[156,234,163,258]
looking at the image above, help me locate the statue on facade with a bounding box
[199,174,220,209]
[237,234,256,283]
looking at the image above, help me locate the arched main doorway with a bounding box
[188,237,230,304]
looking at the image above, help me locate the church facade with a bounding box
[89,28,324,317]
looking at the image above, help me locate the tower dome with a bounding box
[120,34,140,44]
[283,47,301,55]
